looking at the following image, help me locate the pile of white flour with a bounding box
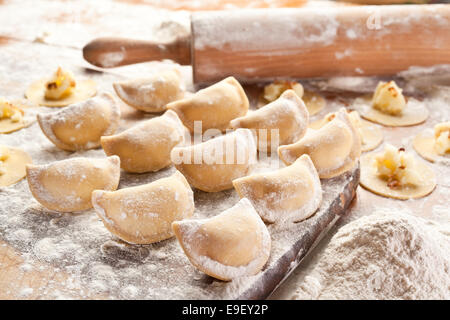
[290,209,450,300]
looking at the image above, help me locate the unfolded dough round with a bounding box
[101,110,186,173]
[172,198,271,281]
[92,170,194,244]
[233,154,322,223]
[230,90,309,151]
[413,126,450,163]
[171,128,257,192]
[37,93,121,151]
[278,108,361,179]
[0,100,27,134]
[26,78,97,107]
[113,69,184,113]
[26,156,120,212]
[0,145,32,187]
[360,151,436,200]
[167,77,249,133]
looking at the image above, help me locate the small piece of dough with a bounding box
[263,80,304,102]
[171,128,257,192]
[310,110,383,152]
[113,69,184,113]
[172,198,271,281]
[26,68,96,107]
[413,122,450,163]
[92,170,194,244]
[167,77,249,133]
[230,90,308,151]
[37,93,120,151]
[26,156,120,212]
[301,90,326,116]
[0,98,26,134]
[233,155,322,223]
[278,108,361,179]
[101,110,186,173]
[0,145,32,187]
[360,145,436,200]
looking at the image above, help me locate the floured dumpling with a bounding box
[278,108,361,179]
[26,156,120,212]
[101,110,186,173]
[92,170,194,244]
[310,110,383,152]
[167,77,248,133]
[113,69,185,113]
[230,90,308,152]
[353,80,428,127]
[172,198,271,281]
[0,145,32,187]
[26,67,97,107]
[37,93,120,151]
[171,128,257,192]
[0,98,26,134]
[360,144,436,199]
[413,121,450,162]
[233,155,322,223]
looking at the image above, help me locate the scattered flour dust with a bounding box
[290,209,450,300]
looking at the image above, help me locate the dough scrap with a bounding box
[37,93,120,151]
[360,145,436,200]
[92,170,194,245]
[230,90,308,151]
[113,69,185,113]
[0,145,32,187]
[101,110,186,173]
[167,77,249,133]
[0,98,26,134]
[413,122,450,163]
[26,156,120,212]
[171,128,257,192]
[301,90,326,116]
[310,110,383,152]
[172,198,271,281]
[278,108,361,179]
[233,154,322,223]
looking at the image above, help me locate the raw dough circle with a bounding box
[0,145,32,187]
[360,152,436,200]
[302,90,326,116]
[353,95,428,127]
[413,130,450,163]
[0,107,25,134]
[25,78,97,107]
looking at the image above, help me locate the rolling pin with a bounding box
[83,4,450,84]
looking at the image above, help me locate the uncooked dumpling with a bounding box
[278,108,361,179]
[37,93,120,151]
[233,155,322,223]
[26,67,97,107]
[113,69,184,113]
[26,156,120,212]
[0,98,27,134]
[172,198,271,281]
[101,110,186,173]
[92,170,194,244]
[310,110,383,152]
[171,128,257,192]
[0,145,32,187]
[167,77,249,133]
[230,90,308,152]
[360,144,436,199]
[413,122,450,163]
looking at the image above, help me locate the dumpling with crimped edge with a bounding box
[278,108,361,179]
[92,170,194,245]
[101,110,186,173]
[113,69,185,113]
[37,93,120,151]
[171,128,257,192]
[233,155,322,224]
[167,77,249,133]
[26,156,120,212]
[172,198,271,281]
[230,90,309,151]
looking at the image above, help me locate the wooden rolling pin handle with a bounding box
[82,37,191,68]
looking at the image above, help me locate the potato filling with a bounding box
[434,122,450,155]
[263,80,304,102]
[44,67,76,100]
[372,81,406,115]
[0,98,22,123]
[374,144,421,188]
